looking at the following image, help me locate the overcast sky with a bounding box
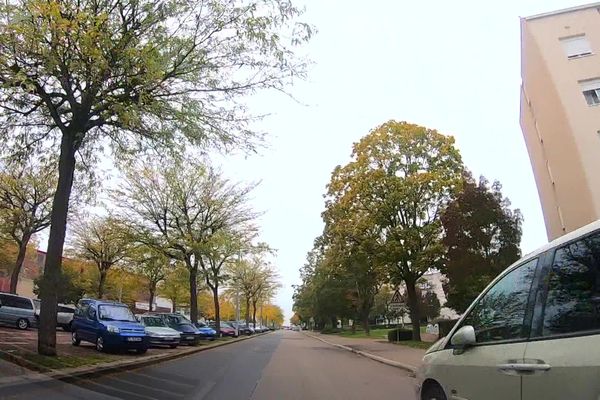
[213,0,590,323]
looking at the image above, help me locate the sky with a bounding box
[212,0,591,323]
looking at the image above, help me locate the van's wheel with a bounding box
[137,347,148,354]
[16,318,29,330]
[422,383,447,400]
[72,331,81,346]
[169,344,178,349]
[95,336,105,352]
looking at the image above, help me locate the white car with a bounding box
[417,219,600,400]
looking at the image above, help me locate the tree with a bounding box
[127,245,171,312]
[118,160,259,325]
[441,175,523,313]
[325,121,463,340]
[249,264,280,328]
[420,290,441,322]
[290,313,301,326]
[262,304,284,327]
[0,162,55,293]
[71,216,130,299]
[159,265,190,312]
[0,0,312,355]
[198,220,260,336]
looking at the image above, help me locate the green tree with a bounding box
[325,121,463,340]
[159,264,190,312]
[70,216,131,299]
[441,175,522,313]
[420,290,441,322]
[0,0,311,355]
[0,161,55,293]
[118,160,259,324]
[127,245,171,312]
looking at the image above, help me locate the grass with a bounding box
[391,340,433,350]
[15,352,119,370]
[335,328,391,340]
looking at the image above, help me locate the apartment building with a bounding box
[520,3,600,240]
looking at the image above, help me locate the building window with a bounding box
[560,35,592,59]
[580,79,600,106]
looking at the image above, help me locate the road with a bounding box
[0,330,416,400]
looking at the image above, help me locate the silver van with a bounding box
[417,219,600,400]
[0,292,38,330]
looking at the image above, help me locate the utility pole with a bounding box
[234,250,241,337]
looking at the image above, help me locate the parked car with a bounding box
[417,219,600,400]
[0,292,38,330]
[193,321,217,340]
[229,321,253,335]
[209,321,237,337]
[71,299,148,353]
[137,315,180,348]
[57,304,76,331]
[154,313,203,345]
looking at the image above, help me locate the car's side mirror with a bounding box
[450,325,476,353]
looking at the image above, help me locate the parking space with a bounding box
[0,325,228,371]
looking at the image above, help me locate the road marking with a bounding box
[102,375,186,398]
[127,371,195,389]
[74,378,166,400]
[188,380,216,400]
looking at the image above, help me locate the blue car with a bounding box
[71,299,148,353]
[194,321,217,340]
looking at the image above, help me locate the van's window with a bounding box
[461,258,538,343]
[543,232,600,336]
[6,296,33,310]
[98,305,136,322]
[58,306,74,313]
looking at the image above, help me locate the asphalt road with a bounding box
[1,330,416,400]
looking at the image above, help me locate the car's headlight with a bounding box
[107,325,120,333]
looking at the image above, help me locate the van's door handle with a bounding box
[497,362,551,376]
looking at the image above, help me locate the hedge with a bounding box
[387,328,413,342]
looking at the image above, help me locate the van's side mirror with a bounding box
[451,325,476,353]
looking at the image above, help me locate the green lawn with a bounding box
[391,340,433,350]
[14,352,119,370]
[334,328,391,339]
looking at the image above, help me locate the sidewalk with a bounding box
[305,332,427,372]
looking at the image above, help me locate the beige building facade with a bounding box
[520,3,600,240]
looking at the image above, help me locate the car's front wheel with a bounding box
[137,347,148,354]
[421,383,447,400]
[72,331,81,346]
[169,344,178,349]
[16,318,29,330]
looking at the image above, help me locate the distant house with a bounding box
[0,250,46,297]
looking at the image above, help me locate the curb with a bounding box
[303,332,417,375]
[0,331,271,390]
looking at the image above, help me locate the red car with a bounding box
[209,321,238,337]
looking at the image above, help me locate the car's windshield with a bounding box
[98,305,136,322]
[166,315,188,325]
[141,316,166,327]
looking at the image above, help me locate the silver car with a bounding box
[0,292,38,330]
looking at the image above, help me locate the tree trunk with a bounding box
[38,131,78,356]
[245,297,250,323]
[148,284,156,312]
[406,281,421,341]
[9,237,30,294]
[362,314,370,335]
[189,265,198,323]
[98,269,107,299]
[212,284,220,337]
[252,300,257,328]
[171,297,177,312]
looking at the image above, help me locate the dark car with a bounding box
[72,299,148,353]
[229,321,253,335]
[154,313,202,345]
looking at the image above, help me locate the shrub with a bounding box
[320,327,342,334]
[387,328,413,342]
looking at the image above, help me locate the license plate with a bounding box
[127,337,142,342]
[185,336,194,340]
